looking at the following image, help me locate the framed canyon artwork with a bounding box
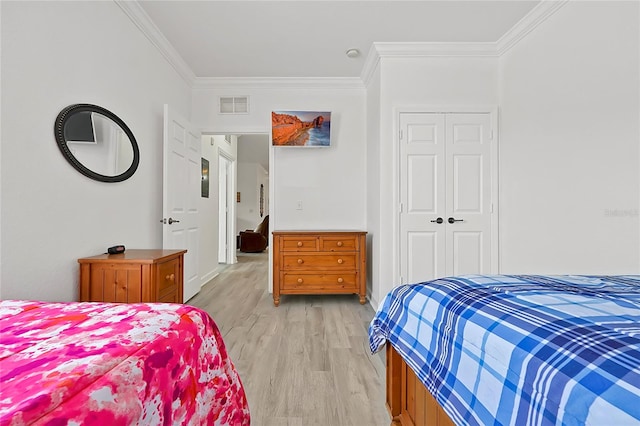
[271,111,331,147]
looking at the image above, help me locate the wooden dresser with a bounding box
[272,231,367,306]
[78,249,186,303]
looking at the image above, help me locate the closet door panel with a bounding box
[400,113,446,283]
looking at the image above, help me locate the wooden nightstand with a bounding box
[78,249,186,303]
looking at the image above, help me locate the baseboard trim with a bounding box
[201,270,220,287]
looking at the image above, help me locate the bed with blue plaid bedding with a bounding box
[369,274,640,426]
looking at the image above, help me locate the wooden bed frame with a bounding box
[386,344,455,426]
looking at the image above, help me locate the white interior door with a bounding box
[163,104,201,302]
[399,112,493,284]
[224,156,236,265]
[218,155,229,263]
[399,113,446,284]
[445,113,492,276]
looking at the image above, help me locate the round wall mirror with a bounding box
[54,104,140,182]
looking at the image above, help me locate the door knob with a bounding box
[448,217,463,224]
[168,218,180,225]
[430,217,444,224]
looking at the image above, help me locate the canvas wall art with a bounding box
[271,111,331,147]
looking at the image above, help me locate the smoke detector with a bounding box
[345,48,360,58]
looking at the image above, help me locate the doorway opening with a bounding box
[235,134,270,261]
[200,132,271,290]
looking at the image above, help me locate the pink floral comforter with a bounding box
[0,300,250,425]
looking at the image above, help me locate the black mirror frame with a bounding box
[54,103,140,183]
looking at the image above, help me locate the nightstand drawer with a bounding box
[158,258,180,297]
[282,254,357,270]
[157,290,179,303]
[281,272,358,291]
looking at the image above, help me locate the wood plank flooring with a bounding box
[187,251,390,426]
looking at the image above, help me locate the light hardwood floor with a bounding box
[187,250,390,426]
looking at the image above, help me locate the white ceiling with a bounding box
[138,0,541,78]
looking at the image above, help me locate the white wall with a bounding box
[199,134,237,285]
[192,83,366,294]
[371,57,499,306]
[499,1,640,274]
[365,66,381,306]
[192,83,367,233]
[0,1,191,301]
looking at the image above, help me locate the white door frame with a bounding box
[217,152,229,264]
[393,105,500,285]
[218,148,236,265]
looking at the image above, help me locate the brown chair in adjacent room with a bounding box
[239,215,269,253]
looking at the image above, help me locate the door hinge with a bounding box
[399,129,403,140]
[490,129,494,140]
[490,203,494,213]
[399,203,403,213]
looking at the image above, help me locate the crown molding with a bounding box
[373,42,498,58]
[496,0,569,55]
[192,77,364,91]
[360,1,568,87]
[114,0,195,86]
[360,42,497,87]
[360,43,382,88]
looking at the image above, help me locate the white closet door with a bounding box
[445,113,492,276]
[399,113,446,284]
[399,112,493,284]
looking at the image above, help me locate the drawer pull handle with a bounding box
[166,273,175,281]
[297,278,303,284]
[297,241,303,247]
[337,277,344,283]
[337,258,344,264]
[297,259,304,264]
[337,241,343,247]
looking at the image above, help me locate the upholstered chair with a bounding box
[239,215,269,253]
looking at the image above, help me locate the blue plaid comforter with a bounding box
[369,275,640,426]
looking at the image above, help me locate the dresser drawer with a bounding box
[282,253,357,270]
[320,236,358,252]
[281,272,358,291]
[280,236,318,251]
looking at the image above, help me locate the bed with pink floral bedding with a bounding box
[0,300,250,425]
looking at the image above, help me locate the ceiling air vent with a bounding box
[219,96,249,114]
